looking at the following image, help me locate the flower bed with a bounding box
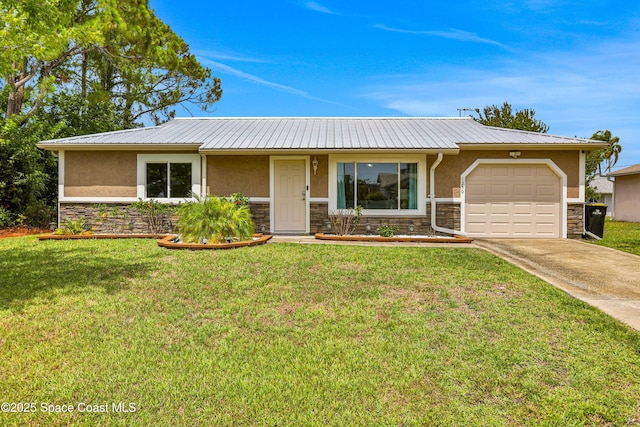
[314,233,473,243]
[37,232,272,250]
[1,227,50,239]
[157,234,272,250]
[38,233,169,241]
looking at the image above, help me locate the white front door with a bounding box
[274,159,307,233]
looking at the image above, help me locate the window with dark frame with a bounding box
[146,162,192,198]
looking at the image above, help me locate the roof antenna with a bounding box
[457,108,474,117]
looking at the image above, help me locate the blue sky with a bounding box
[149,0,640,169]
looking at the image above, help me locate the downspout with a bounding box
[200,154,207,198]
[430,152,466,236]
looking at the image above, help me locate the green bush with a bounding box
[176,196,254,244]
[23,201,56,228]
[54,217,90,235]
[130,199,174,234]
[0,206,13,227]
[225,192,250,210]
[377,223,400,237]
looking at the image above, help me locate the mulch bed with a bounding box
[157,234,272,250]
[0,227,50,239]
[37,233,169,241]
[314,233,473,243]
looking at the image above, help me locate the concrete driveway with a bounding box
[475,239,640,331]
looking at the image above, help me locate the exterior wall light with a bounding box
[509,151,521,159]
[312,157,319,175]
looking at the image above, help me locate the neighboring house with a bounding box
[589,176,614,217]
[37,117,605,238]
[608,164,640,222]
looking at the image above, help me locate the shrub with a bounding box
[176,196,254,244]
[23,201,56,228]
[94,203,134,234]
[225,192,250,210]
[0,207,13,227]
[377,223,400,237]
[54,217,91,235]
[328,206,362,236]
[130,199,174,234]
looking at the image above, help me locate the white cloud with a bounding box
[374,24,509,49]
[303,1,339,15]
[201,59,345,107]
[193,49,270,63]
[361,39,640,164]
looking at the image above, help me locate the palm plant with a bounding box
[590,130,622,175]
[176,196,254,243]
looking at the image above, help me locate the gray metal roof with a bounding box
[38,117,603,151]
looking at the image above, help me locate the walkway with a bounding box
[475,239,640,331]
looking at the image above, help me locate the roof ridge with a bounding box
[173,116,474,121]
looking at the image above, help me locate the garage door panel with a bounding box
[513,203,533,216]
[466,203,489,216]
[467,222,489,234]
[491,203,510,215]
[490,184,509,196]
[513,223,535,236]
[466,184,488,198]
[490,168,510,177]
[536,203,557,216]
[536,185,558,198]
[465,164,561,238]
[513,184,533,197]
[513,168,533,177]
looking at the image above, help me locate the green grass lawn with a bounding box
[1,237,640,426]
[591,220,640,256]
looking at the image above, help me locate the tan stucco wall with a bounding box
[613,175,640,222]
[207,155,270,197]
[310,155,328,198]
[431,150,581,199]
[64,151,137,197]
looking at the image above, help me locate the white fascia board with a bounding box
[199,148,460,155]
[457,143,607,150]
[38,143,202,151]
[60,197,139,203]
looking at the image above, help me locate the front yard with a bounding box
[1,237,639,426]
[591,220,640,255]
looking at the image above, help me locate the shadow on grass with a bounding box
[0,238,158,312]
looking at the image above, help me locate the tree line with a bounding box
[0,0,222,227]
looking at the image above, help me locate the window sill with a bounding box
[359,209,426,216]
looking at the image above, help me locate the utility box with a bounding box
[585,203,607,239]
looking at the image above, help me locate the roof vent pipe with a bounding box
[430,153,467,236]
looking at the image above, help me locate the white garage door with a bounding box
[465,164,561,238]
